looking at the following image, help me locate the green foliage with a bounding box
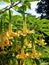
[0,0,49,65]
[24,58,32,65]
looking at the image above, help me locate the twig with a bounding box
[0,1,21,13]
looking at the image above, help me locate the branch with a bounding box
[0,1,21,13]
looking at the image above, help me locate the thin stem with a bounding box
[0,1,21,14]
[0,18,2,34]
[23,13,26,22]
[9,10,11,22]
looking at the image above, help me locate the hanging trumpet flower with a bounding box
[16,48,26,59]
[31,44,41,58]
[0,32,10,50]
[30,49,41,58]
[22,21,35,36]
[7,22,35,38]
[7,23,20,38]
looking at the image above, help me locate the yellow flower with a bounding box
[7,23,20,37]
[22,21,35,36]
[23,21,27,35]
[35,38,46,46]
[27,41,32,48]
[0,32,10,49]
[30,49,41,58]
[24,38,28,46]
[19,49,26,59]
[27,29,35,34]
[16,49,26,59]
[11,32,20,37]
[8,23,12,35]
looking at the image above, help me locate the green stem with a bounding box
[0,17,2,34]
[33,43,36,50]
[23,13,26,22]
[9,10,11,23]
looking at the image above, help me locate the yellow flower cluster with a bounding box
[0,22,35,50]
[16,48,41,59]
[0,23,19,49]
